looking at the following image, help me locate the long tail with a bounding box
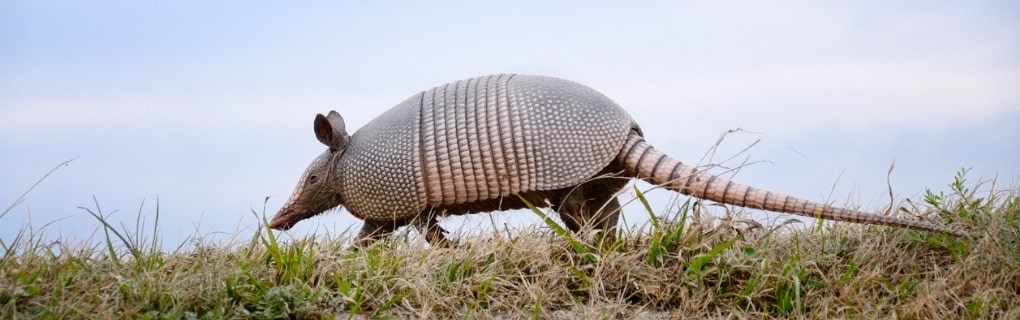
[616,132,971,238]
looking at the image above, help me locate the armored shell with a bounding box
[336,74,635,221]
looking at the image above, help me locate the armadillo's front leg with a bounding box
[351,219,406,249]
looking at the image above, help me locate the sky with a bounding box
[2,1,1018,248]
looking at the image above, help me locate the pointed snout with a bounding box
[268,207,299,230]
[267,200,339,230]
[268,202,313,230]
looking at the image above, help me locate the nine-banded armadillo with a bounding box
[268,74,970,246]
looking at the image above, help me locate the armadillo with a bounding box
[268,74,970,246]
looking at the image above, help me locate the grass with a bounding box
[2,168,1018,319]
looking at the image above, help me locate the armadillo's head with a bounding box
[268,111,350,230]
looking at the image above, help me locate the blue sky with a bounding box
[2,2,1018,247]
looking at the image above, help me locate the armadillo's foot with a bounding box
[596,229,618,248]
[424,231,455,249]
[412,212,453,248]
[348,239,376,251]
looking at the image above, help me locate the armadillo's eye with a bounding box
[307,175,319,184]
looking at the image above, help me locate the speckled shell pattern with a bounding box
[337,74,636,221]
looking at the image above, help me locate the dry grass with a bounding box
[2,169,1018,319]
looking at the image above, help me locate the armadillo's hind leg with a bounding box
[555,176,627,243]
[412,208,452,248]
[351,219,407,249]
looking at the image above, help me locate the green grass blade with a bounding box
[518,196,595,264]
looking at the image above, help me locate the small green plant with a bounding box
[519,196,597,265]
[258,224,316,285]
[638,186,692,267]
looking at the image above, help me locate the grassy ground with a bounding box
[2,169,1018,319]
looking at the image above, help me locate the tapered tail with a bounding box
[616,132,971,238]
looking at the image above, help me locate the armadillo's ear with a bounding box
[314,111,350,151]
